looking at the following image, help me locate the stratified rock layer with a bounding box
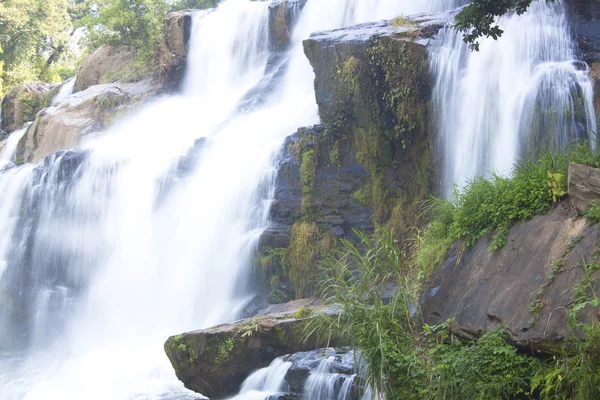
[422,200,600,352]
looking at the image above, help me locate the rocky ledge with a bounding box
[164,299,341,398]
[422,164,600,352]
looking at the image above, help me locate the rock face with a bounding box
[422,200,600,351]
[262,126,374,249]
[164,299,340,398]
[268,0,307,51]
[1,82,59,133]
[569,163,600,213]
[74,46,139,93]
[16,82,152,163]
[564,0,600,61]
[302,17,440,234]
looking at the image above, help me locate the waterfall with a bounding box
[51,78,76,106]
[0,124,29,167]
[431,0,597,196]
[2,0,591,399]
[228,358,293,400]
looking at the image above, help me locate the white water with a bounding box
[51,78,76,105]
[302,357,356,400]
[1,0,591,399]
[432,0,597,195]
[0,124,29,167]
[228,358,292,400]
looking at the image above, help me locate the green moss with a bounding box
[268,289,290,304]
[292,305,312,319]
[300,148,317,217]
[285,222,334,298]
[18,91,43,123]
[215,337,235,365]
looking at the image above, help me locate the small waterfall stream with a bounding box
[432,0,597,195]
[51,78,76,106]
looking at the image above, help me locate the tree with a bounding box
[83,0,169,62]
[0,0,73,93]
[455,0,556,50]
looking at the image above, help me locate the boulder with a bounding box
[74,46,139,93]
[422,200,600,352]
[166,10,193,57]
[164,299,340,398]
[569,162,600,213]
[16,82,152,163]
[1,82,59,133]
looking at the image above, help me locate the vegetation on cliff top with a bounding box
[0,0,179,95]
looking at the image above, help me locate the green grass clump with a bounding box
[418,141,600,275]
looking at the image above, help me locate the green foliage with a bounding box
[417,142,600,276]
[241,317,260,338]
[285,222,333,298]
[215,337,235,365]
[300,148,317,216]
[455,0,556,51]
[584,205,600,223]
[170,0,218,11]
[313,227,545,399]
[0,0,78,93]
[431,329,538,399]
[83,0,168,63]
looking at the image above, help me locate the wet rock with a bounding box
[268,0,308,51]
[164,299,340,398]
[264,126,373,250]
[16,82,153,163]
[166,10,193,57]
[564,0,600,62]
[422,200,600,352]
[569,163,600,213]
[302,17,438,236]
[1,82,59,133]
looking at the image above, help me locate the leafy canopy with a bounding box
[455,0,556,50]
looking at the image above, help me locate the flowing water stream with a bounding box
[0,0,595,399]
[432,0,597,196]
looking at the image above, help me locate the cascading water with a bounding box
[432,0,597,195]
[51,78,76,106]
[3,0,586,399]
[0,124,30,168]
